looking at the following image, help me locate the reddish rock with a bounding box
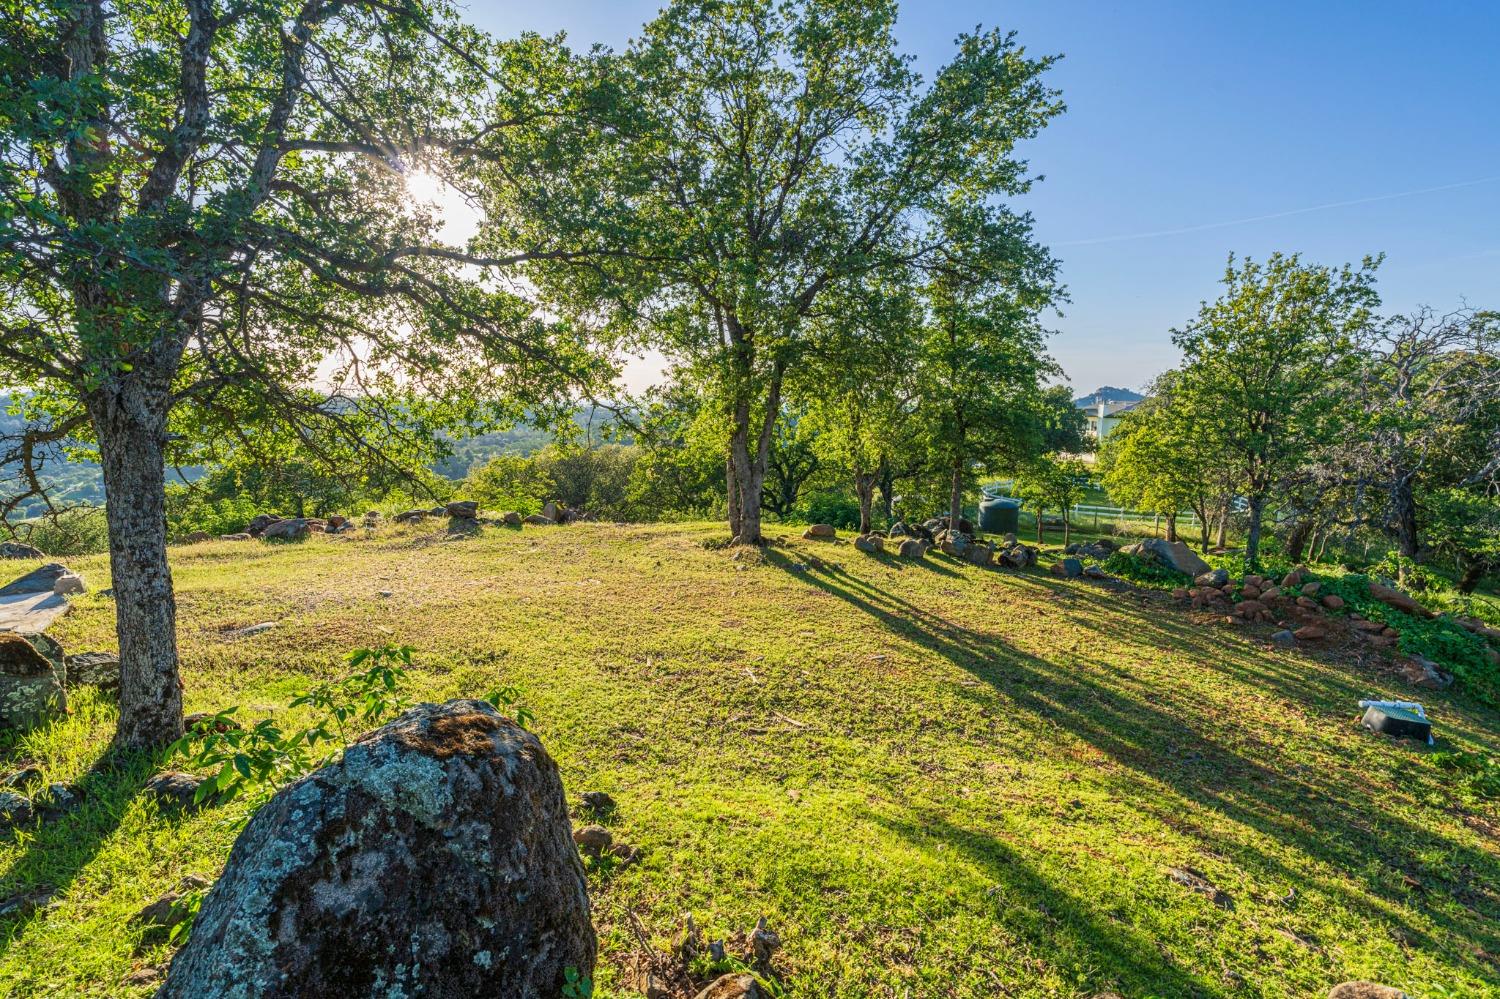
[1367,581,1434,619]
[1294,624,1327,640]
[1321,595,1345,610]
[1241,585,1261,601]
[1295,596,1319,610]
[1233,600,1267,617]
[1300,582,1321,597]
[1260,585,1282,601]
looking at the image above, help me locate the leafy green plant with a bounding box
[1203,549,1293,582]
[166,889,207,947]
[170,645,417,813]
[1432,751,1500,803]
[1101,551,1191,589]
[1310,572,1495,701]
[483,685,536,729]
[1367,551,1446,593]
[561,967,593,998]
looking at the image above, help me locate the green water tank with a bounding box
[978,495,1021,534]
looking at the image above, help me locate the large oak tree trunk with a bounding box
[1245,493,1267,570]
[725,453,741,539]
[877,462,895,522]
[1285,519,1314,562]
[728,408,766,544]
[1392,474,1420,561]
[855,471,876,535]
[89,382,183,750]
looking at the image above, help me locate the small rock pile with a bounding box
[1064,538,1118,560]
[1162,564,1460,690]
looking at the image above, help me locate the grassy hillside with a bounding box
[3,523,1498,997]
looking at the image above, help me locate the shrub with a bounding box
[166,489,261,540]
[16,507,110,556]
[1204,549,1293,582]
[1101,551,1190,589]
[462,453,553,515]
[793,490,861,530]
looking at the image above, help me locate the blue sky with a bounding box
[465,1,1500,395]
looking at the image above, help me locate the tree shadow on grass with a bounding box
[765,551,1500,980]
[0,743,154,957]
[872,809,1233,998]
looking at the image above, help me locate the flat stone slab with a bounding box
[0,590,71,636]
[0,565,74,635]
[0,563,69,598]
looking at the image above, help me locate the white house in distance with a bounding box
[1073,386,1146,441]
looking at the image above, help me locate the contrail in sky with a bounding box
[1056,174,1500,247]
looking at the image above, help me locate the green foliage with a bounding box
[169,645,417,815]
[1169,252,1381,566]
[1013,458,1089,523]
[1366,551,1448,594]
[1423,487,1500,591]
[1100,551,1191,589]
[1203,549,1294,582]
[482,684,536,729]
[561,967,593,998]
[1096,372,1231,548]
[166,889,207,947]
[794,491,861,530]
[464,453,555,516]
[14,507,110,556]
[1431,751,1500,803]
[534,445,639,520]
[1311,573,1495,700]
[170,645,541,821]
[915,208,1068,522]
[498,0,1066,538]
[165,488,261,541]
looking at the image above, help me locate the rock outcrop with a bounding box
[1121,539,1210,577]
[260,519,310,542]
[159,699,594,999]
[0,633,66,730]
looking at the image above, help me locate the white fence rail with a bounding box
[1062,503,1201,528]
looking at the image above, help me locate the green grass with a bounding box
[2,522,1499,997]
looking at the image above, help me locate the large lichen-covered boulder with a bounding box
[260,518,310,542]
[159,699,595,998]
[0,633,66,730]
[1121,538,1210,578]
